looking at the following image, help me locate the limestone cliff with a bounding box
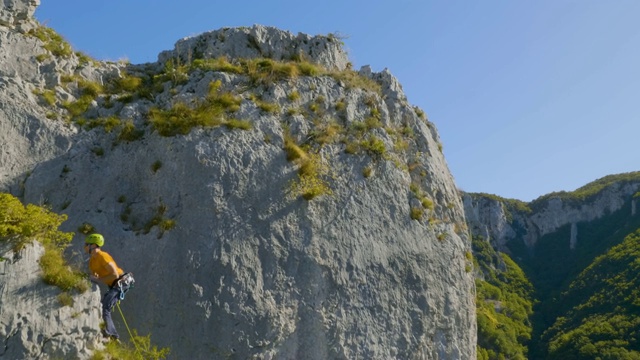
[0,1,477,359]
[463,174,640,252]
[0,241,102,359]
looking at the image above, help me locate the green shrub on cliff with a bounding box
[28,26,73,58]
[0,193,88,293]
[149,80,244,136]
[90,330,170,360]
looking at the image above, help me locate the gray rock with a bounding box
[0,242,103,360]
[463,180,640,252]
[0,2,477,359]
[158,24,350,71]
[0,0,39,29]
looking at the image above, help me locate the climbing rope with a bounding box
[116,301,142,354]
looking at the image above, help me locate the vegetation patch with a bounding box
[540,228,640,359]
[192,57,243,74]
[328,69,382,95]
[90,329,170,360]
[33,88,57,106]
[223,119,252,130]
[283,132,307,161]
[409,181,434,213]
[288,90,300,102]
[362,166,372,178]
[360,135,387,157]
[141,204,176,238]
[414,106,426,121]
[249,94,280,114]
[289,152,333,200]
[149,80,244,136]
[109,73,143,93]
[0,193,88,293]
[62,95,95,120]
[117,120,145,142]
[410,207,423,220]
[473,235,535,360]
[284,132,332,200]
[57,291,74,307]
[85,116,121,132]
[531,171,640,208]
[151,160,162,173]
[27,26,73,58]
[309,118,344,146]
[169,55,380,95]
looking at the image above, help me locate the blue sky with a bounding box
[35,1,640,202]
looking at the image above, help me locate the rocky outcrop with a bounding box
[463,179,640,252]
[0,0,119,192]
[0,241,102,359]
[0,18,70,190]
[0,1,477,359]
[159,25,351,71]
[0,0,38,29]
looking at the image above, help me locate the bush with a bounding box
[285,143,332,200]
[33,88,56,106]
[288,90,300,102]
[310,119,343,146]
[297,61,322,76]
[86,116,121,132]
[192,57,243,74]
[91,330,170,360]
[63,95,95,119]
[151,160,162,173]
[110,74,143,93]
[0,193,88,293]
[244,58,298,85]
[283,133,307,161]
[28,26,73,58]
[149,80,246,136]
[360,136,386,157]
[410,207,423,220]
[329,69,381,95]
[224,119,252,130]
[149,102,218,136]
[118,120,145,142]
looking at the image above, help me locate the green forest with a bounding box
[473,176,640,359]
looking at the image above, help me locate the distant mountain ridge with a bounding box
[465,171,640,358]
[464,171,640,252]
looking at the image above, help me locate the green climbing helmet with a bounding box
[85,233,104,247]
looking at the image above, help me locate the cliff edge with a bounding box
[1,1,477,358]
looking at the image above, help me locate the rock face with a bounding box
[159,25,351,71]
[0,14,71,190]
[0,1,477,359]
[0,0,38,28]
[463,180,640,252]
[0,241,102,359]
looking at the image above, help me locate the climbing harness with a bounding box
[116,272,135,300]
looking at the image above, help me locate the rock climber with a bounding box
[84,233,133,342]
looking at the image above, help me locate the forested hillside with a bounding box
[467,173,640,359]
[540,228,640,359]
[473,236,535,360]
